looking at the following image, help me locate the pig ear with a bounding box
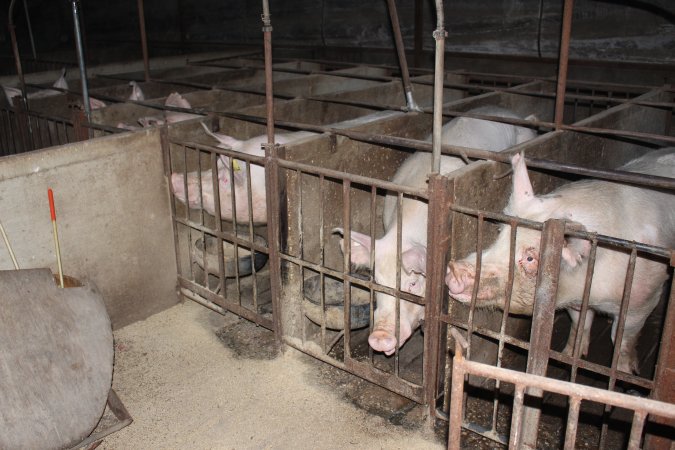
[402,245,427,276]
[231,160,248,185]
[332,228,372,267]
[515,114,538,144]
[561,222,590,269]
[506,152,535,214]
[201,122,241,149]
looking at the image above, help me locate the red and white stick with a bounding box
[48,189,64,288]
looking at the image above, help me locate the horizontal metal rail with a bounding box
[447,328,675,449]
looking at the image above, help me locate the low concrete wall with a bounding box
[0,128,178,329]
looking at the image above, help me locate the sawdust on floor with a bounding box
[100,301,443,449]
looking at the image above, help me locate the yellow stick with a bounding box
[0,220,19,270]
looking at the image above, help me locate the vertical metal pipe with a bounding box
[262,0,275,145]
[22,0,36,59]
[8,0,29,113]
[386,0,421,112]
[424,174,452,412]
[519,219,566,448]
[431,0,446,173]
[70,0,91,123]
[137,0,151,82]
[448,329,468,450]
[643,259,675,450]
[413,0,424,67]
[261,0,283,345]
[553,0,574,130]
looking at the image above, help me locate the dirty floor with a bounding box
[99,300,444,449]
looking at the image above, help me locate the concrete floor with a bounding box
[100,300,443,449]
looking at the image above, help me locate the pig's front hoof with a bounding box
[368,330,397,355]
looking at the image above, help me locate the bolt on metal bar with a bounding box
[386,0,421,112]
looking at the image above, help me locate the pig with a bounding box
[445,148,675,373]
[3,67,68,104]
[170,122,316,224]
[335,106,538,355]
[129,81,145,101]
[137,92,200,127]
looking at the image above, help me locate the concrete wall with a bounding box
[0,129,178,329]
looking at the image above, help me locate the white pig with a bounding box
[3,67,68,104]
[129,81,145,101]
[170,122,315,224]
[335,106,538,355]
[137,92,200,127]
[445,149,675,373]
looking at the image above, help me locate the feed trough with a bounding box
[191,232,268,278]
[303,273,371,330]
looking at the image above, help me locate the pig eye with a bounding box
[526,256,534,262]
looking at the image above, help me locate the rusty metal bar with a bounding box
[264,142,283,342]
[424,174,453,413]
[414,0,424,67]
[448,329,467,450]
[564,396,581,450]
[554,0,574,129]
[8,0,30,120]
[520,219,566,449]
[137,0,150,82]
[198,112,675,189]
[343,180,353,359]
[386,0,421,112]
[448,328,675,449]
[645,267,675,449]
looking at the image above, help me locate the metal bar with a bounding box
[644,267,675,450]
[414,0,424,67]
[180,281,275,330]
[195,112,675,189]
[448,329,467,450]
[343,180,353,359]
[424,174,452,413]
[137,0,151,82]
[264,142,284,341]
[520,219,566,449]
[563,396,581,450]
[67,389,133,450]
[261,0,275,145]
[22,0,36,59]
[70,0,91,124]
[8,0,30,120]
[430,0,446,173]
[457,354,675,420]
[386,0,421,112]
[554,0,574,129]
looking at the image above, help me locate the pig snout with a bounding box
[368,330,398,356]
[368,320,414,356]
[445,261,475,298]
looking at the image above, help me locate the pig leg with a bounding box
[563,307,594,357]
[612,285,664,374]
